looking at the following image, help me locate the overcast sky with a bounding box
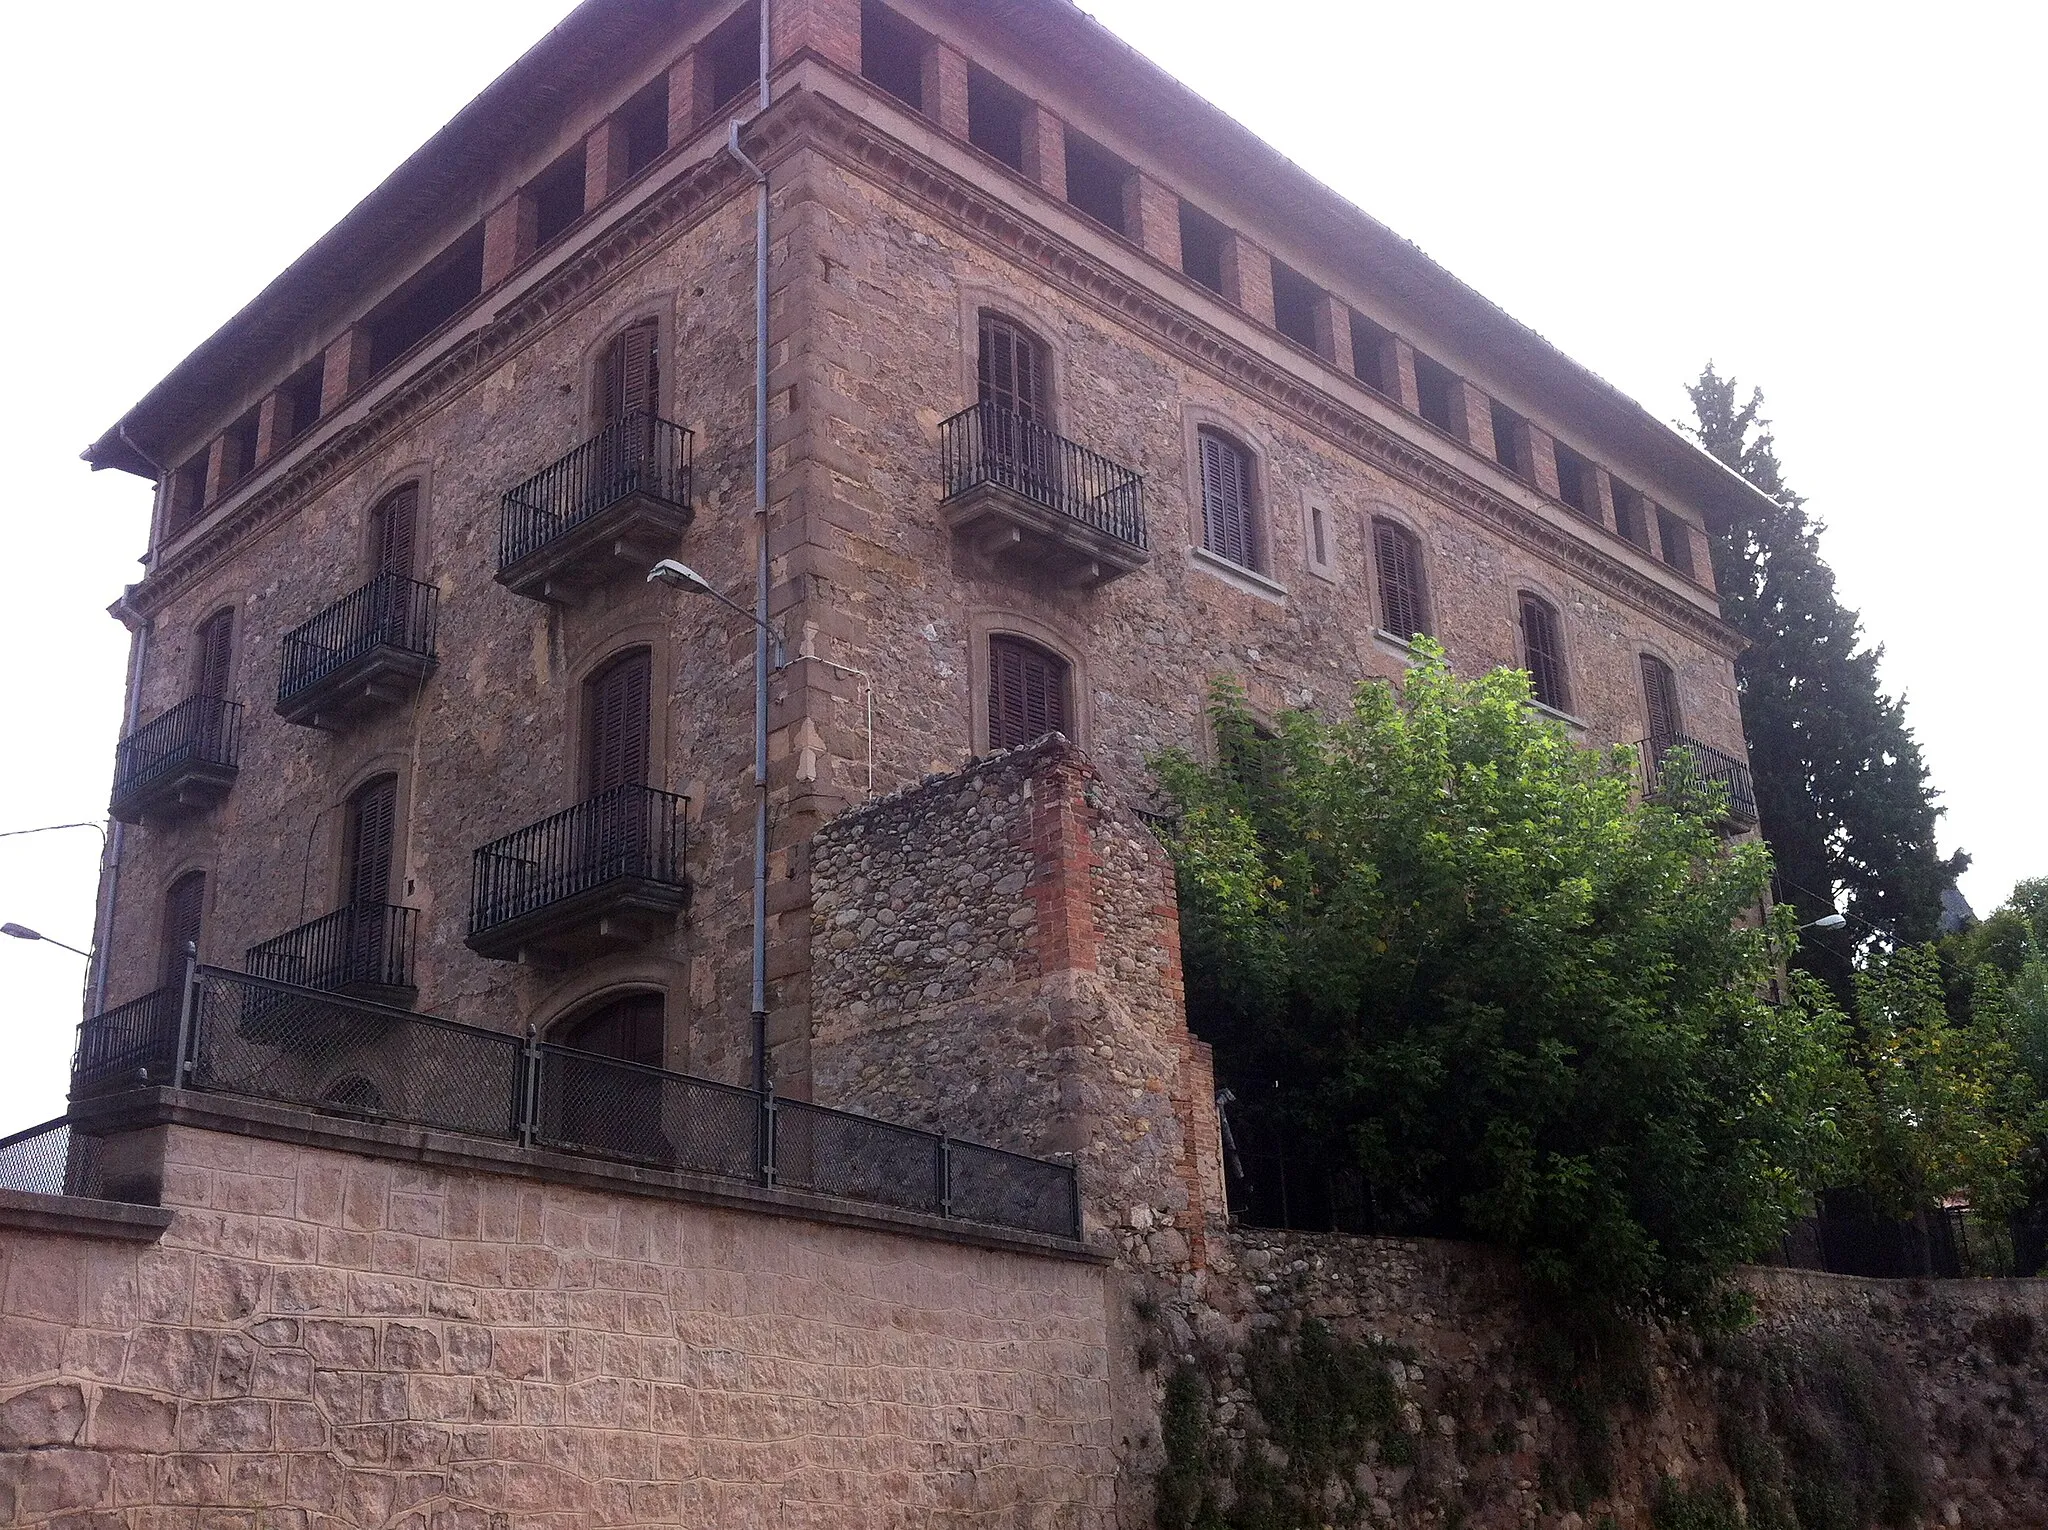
[2,1,2040,1131]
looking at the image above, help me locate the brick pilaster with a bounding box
[319,326,373,414]
[668,52,705,142]
[1588,466,1617,533]
[1389,338,1421,414]
[253,391,289,467]
[1525,422,1563,498]
[1325,297,1355,375]
[1223,234,1274,326]
[481,194,538,289]
[924,41,969,137]
[1022,104,1065,201]
[1023,758,1100,976]
[771,0,861,73]
[1451,380,1493,457]
[584,118,631,209]
[202,433,234,507]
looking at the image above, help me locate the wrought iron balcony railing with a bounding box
[110,694,242,822]
[468,785,689,959]
[276,573,438,722]
[1639,735,1759,829]
[71,987,182,1099]
[244,904,418,996]
[941,401,1146,550]
[497,413,694,593]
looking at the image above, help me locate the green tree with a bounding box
[1154,650,1856,1323]
[1685,367,1964,992]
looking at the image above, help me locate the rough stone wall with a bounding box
[807,735,1223,1261]
[1126,1227,2048,1530]
[0,1125,1117,1529]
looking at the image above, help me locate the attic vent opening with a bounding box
[1270,260,1323,354]
[968,66,1027,171]
[530,149,587,250]
[221,405,261,492]
[619,75,670,178]
[1657,509,1696,578]
[860,2,929,111]
[704,2,762,119]
[1612,480,1651,548]
[365,224,486,376]
[1554,439,1593,519]
[1063,131,1133,237]
[1412,352,1457,434]
[1490,400,1525,477]
[1350,312,1393,396]
[1178,201,1228,295]
[280,360,324,447]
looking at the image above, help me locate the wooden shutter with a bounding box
[1519,596,1569,712]
[160,872,205,986]
[1199,430,1256,569]
[1641,655,1681,749]
[585,649,653,792]
[344,776,398,909]
[371,484,419,581]
[1373,520,1427,640]
[987,636,1068,752]
[193,610,233,698]
[600,320,661,423]
[561,992,665,1066]
[977,314,1044,422]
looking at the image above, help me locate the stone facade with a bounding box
[82,0,1762,1099]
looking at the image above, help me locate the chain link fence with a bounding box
[0,1118,104,1199]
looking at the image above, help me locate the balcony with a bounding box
[70,988,181,1100]
[939,402,1148,586]
[497,413,694,602]
[276,574,437,729]
[467,785,689,965]
[245,903,419,1007]
[1639,735,1759,830]
[109,695,242,824]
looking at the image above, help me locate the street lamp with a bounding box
[2,923,92,959]
[647,558,785,1096]
[1800,913,1849,932]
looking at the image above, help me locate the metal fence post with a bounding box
[760,1083,777,1188]
[170,943,199,1090]
[518,1027,540,1149]
[938,1135,953,1220]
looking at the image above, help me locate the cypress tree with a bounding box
[1686,365,1964,989]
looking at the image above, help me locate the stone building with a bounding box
[80,0,1767,1102]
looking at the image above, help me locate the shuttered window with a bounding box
[192,609,234,698]
[371,484,419,581]
[1641,655,1682,750]
[598,320,661,423]
[1519,595,1569,713]
[344,776,398,909]
[987,636,1069,752]
[160,872,206,986]
[558,992,665,1066]
[585,649,653,792]
[1372,520,1429,641]
[1199,429,1258,570]
[977,314,1045,422]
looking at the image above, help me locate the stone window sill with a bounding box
[1190,546,1287,604]
[1529,699,1589,732]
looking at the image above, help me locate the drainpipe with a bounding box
[725,0,773,1096]
[92,421,169,1022]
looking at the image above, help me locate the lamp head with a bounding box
[646,559,713,596]
[1809,912,1849,932]
[1,923,42,942]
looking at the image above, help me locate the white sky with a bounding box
[1,2,2041,1131]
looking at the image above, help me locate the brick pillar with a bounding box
[1132,175,1181,266]
[320,326,373,414]
[668,52,705,141]
[253,391,289,466]
[924,41,969,137]
[201,433,234,507]
[1325,297,1355,375]
[771,0,861,73]
[1450,380,1493,457]
[1525,422,1563,498]
[1022,104,1065,201]
[584,118,631,209]
[1588,466,1618,533]
[1223,233,1274,325]
[1389,338,1422,414]
[481,194,538,289]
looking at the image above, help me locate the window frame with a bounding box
[1516,590,1574,717]
[1194,425,1263,575]
[968,612,1087,755]
[1370,515,1432,644]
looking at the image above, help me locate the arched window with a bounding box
[1518,595,1570,714]
[597,319,661,424]
[192,609,234,698]
[1641,655,1682,751]
[987,635,1069,752]
[977,313,1046,424]
[370,483,419,582]
[160,871,205,988]
[1198,428,1258,571]
[584,648,653,793]
[1372,519,1430,641]
[554,991,665,1066]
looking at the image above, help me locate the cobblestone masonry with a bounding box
[0,1125,1118,1530]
